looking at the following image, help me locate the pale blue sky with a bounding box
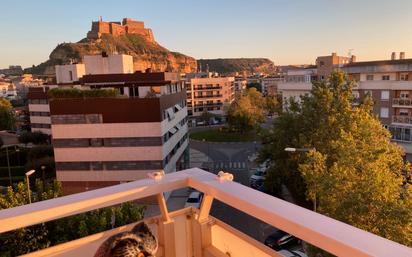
[1,0,412,68]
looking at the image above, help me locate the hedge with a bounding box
[47,88,120,99]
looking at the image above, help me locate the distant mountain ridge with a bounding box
[197,58,277,75]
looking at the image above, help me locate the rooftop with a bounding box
[0,168,410,257]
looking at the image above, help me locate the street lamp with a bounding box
[25,170,35,204]
[284,147,314,152]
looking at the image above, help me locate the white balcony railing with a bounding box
[0,168,411,257]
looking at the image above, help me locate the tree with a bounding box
[260,71,412,248]
[246,82,262,92]
[265,95,281,115]
[227,88,266,133]
[18,131,50,145]
[0,98,15,131]
[199,110,215,125]
[0,179,145,256]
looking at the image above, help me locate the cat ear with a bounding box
[132,221,151,234]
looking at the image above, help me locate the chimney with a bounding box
[391,52,397,60]
[332,52,337,57]
[400,52,406,60]
[350,55,356,63]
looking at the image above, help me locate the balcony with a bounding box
[393,98,412,107]
[194,94,223,99]
[392,115,412,125]
[194,103,223,107]
[0,168,410,257]
[194,86,223,90]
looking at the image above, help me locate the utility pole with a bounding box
[5,147,11,185]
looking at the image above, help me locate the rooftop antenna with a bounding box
[99,16,103,22]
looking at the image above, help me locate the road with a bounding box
[188,139,278,242]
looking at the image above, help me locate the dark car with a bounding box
[264,230,300,251]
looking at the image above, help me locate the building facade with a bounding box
[50,72,189,195]
[27,87,53,135]
[186,75,235,121]
[278,51,412,153]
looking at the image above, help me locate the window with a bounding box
[380,107,389,118]
[366,75,374,81]
[400,91,409,99]
[381,91,389,100]
[382,75,390,80]
[399,109,409,116]
[69,71,73,81]
[401,73,409,81]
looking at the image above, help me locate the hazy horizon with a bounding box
[2,0,412,68]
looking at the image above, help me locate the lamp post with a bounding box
[284,147,317,212]
[25,170,35,204]
[15,147,20,166]
[5,146,11,186]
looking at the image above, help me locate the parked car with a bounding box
[250,169,267,188]
[184,191,204,209]
[277,250,308,257]
[264,230,300,251]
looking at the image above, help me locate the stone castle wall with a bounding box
[87,18,155,42]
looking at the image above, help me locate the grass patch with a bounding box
[190,128,258,142]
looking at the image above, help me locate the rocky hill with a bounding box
[26,34,197,75]
[197,58,277,75]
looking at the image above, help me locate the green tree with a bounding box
[246,82,262,92]
[0,179,145,256]
[18,131,50,145]
[265,95,281,115]
[260,71,412,248]
[199,110,215,125]
[0,98,15,130]
[227,88,266,133]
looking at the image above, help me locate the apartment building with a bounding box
[185,74,235,122]
[50,72,188,195]
[278,51,412,153]
[278,66,317,105]
[28,54,134,135]
[341,52,412,152]
[27,87,53,135]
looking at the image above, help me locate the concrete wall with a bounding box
[84,54,134,75]
[55,64,85,84]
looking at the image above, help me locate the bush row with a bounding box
[47,88,119,99]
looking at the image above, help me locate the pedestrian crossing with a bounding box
[213,161,247,170]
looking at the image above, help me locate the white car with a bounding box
[184,191,204,209]
[277,250,308,257]
[250,168,267,188]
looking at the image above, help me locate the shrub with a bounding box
[47,88,119,99]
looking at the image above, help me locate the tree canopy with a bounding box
[260,71,412,248]
[0,180,145,256]
[0,98,15,130]
[227,87,266,133]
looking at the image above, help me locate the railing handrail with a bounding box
[0,168,411,257]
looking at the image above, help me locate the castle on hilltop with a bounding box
[86,17,155,42]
